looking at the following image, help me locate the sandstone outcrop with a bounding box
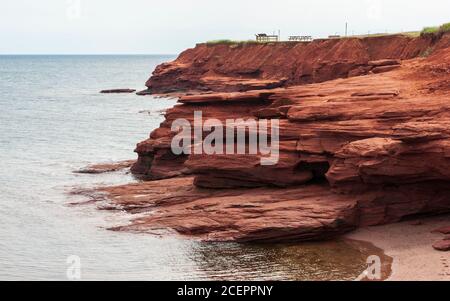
[86,34,450,242]
[432,226,450,235]
[100,89,136,93]
[433,240,450,251]
[96,177,359,242]
[75,160,135,174]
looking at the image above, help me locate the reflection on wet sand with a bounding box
[186,239,392,281]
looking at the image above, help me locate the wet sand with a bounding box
[346,214,450,281]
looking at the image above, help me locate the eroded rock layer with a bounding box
[144,34,449,94]
[92,34,450,242]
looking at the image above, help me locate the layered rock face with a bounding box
[144,35,441,94]
[102,34,450,242]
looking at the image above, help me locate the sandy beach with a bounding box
[346,214,450,281]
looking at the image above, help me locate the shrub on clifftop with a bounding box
[421,22,450,38]
[440,22,450,33]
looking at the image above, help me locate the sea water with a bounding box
[0,55,371,280]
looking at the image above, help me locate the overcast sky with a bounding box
[1,0,449,54]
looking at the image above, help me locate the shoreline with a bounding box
[345,214,450,281]
[71,162,448,280]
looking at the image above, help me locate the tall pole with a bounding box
[345,22,348,37]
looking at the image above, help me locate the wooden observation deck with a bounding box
[255,33,279,42]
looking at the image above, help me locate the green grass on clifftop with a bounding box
[205,39,258,46]
[205,22,450,45]
[421,26,439,35]
[421,22,450,37]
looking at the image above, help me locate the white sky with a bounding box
[1,0,449,54]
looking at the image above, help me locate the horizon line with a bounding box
[0,53,177,56]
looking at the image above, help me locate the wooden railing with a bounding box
[288,36,313,42]
[255,35,279,42]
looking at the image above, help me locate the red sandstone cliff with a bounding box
[93,34,450,242]
[143,34,444,94]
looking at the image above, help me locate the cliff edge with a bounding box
[94,34,450,242]
[144,34,444,94]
